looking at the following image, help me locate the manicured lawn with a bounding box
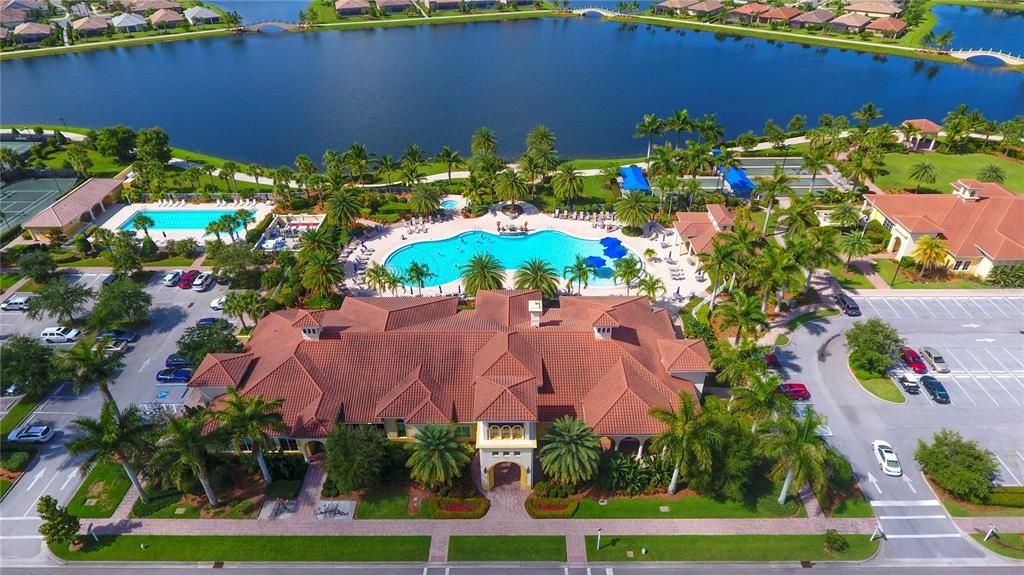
[875,152,1024,194]
[827,262,876,290]
[356,486,429,519]
[750,208,781,236]
[147,502,201,518]
[785,308,841,332]
[0,478,11,499]
[971,533,1024,559]
[586,534,879,562]
[830,495,875,518]
[570,157,645,170]
[0,397,39,435]
[42,147,127,178]
[876,259,991,289]
[0,272,21,290]
[775,333,790,346]
[50,535,431,562]
[448,536,567,562]
[574,488,803,519]
[67,462,132,518]
[851,364,905,404]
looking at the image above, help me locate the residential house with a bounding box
[790,8,834,28]
[0,0,45,12]
[123,0,182,12]
[111,11,147,31]
[149,7,183,27]
[335,0,369,15]
[757,6,800,25]
[830,12,870,33]
[22,178,123,241]
[672,204,737,256]
[0,8,27,27]
[374,0,413,13]
[654,0,697,15]
[426,0,461,10]
[865,16,906,38]
[844,0,900,18]
[863,180,1024,278]
[12,20,50,42]
[686,0,723,16]
[901,118,942,151]
[71,15,109,36]
[726,2,768,23]
[0,26,7,40]
[183,5,219,24]
[187,291,714,489]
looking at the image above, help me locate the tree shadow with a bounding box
[146,305,188,335]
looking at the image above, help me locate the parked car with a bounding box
[178,270,200,289]
[7,425,56,443]
[777,382,810,401]
[887,367,920,394]
[920,347,949,373]
[210,296,227,311]
[921,376,950,404]
[96,329,139,343]
[833,293,861,316]
[197,317,229,328]
[97,338,129,354]
[871,440,902,477]
[40,326,81,344]
[161,270,183,287]
[102,273,121,286]
[765,353,781,371]
[191,272,213,292]
[900,347,928,374]
[156,368,192,384]
[0,295,31,311]
[165,354,194,369]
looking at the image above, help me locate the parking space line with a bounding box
[961,298,991,319]
[948,375,978,406]
[1003,297,1024,315]
[960,373,1000,407]
[989,298,1013,318]
[895,298,920,318]
[963,350,1019,406]
[932,298,955,318]
[995,455,1022,486]
[976,349,1008,374]
[873,297,899,319]
[1003,348,1024,372]
[950,298,972,317]
[1017,451,1024,465]
[863,298,886,318]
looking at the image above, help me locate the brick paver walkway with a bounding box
[850,258,890,290]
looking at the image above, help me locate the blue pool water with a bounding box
[384,230,635,287]
[441,200,459,209]
[120,209,255,231]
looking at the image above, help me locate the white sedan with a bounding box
[210,296,227,311]
[7,425,56,443]
[872,440,903,477]
[161,270,183,287]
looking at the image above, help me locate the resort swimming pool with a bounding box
[119,209,255,231]
[441,200,459,210]
[383,230,635,288]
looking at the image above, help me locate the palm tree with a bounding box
[711,339,768,389]
[562,255,591,295]
[131,214,155,239]
[650,393,722,494]
[404,261,435,295]
[326,187,362,230]
[636,273,666,303]
[234,209,255,231]
[908,161,938,193]
[376,155,396,186]
[342,143,374,183]
[205,220,225,241]
[495,169,528,207]
[301,250,345,297]
[912,235,948,275]
[695,113,725,146]
[715,148,741,193]
[538,416,601,486]
[435,146,464,185]
[614,192,656,232]
[298,227,334,253]
[215,388,286,485]
[153,410,221,507]
[713,291,769,345]
[829,201,860,230]
[67,401,154,503]
[245,163,264,194]
[221,161,240,194]
[460,253,505,296]
[405,423,470,490]
[759,409,834,505]
[217,213,240,242]
[838,231,873,266]
[779,194,818,239]
[409,186,441,216]
[612,256,642,294]
[750,243,802,311]
[551,163,584,210]
[665,108,691,147]
[471,127,498,156]
[635,114,665,163]
[977,164,1006,184]
[732,375,792,433]
[64,342,124,410]
[513,258,560,298]
[801,149,828,195]
[755,166,792,236]
[526,124,557,153]
[852,102,882,128]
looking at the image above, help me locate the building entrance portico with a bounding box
[491,461,523,489]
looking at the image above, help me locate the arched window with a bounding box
[511,425,524,439]
[489,425,501,440]
[500,425,512,439]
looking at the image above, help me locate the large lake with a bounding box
[931,4,1024,53]
[2,14,1022,164]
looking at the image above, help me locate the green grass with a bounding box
[574,488,803,519]
[51,535,431,562]
[147,502,201,518]
[828,262,876,290]
[875,152,1024,194]
[0,478,11,499]
[448,536,567,562]
[66,461,132,518]
[587,534,878,562]
[749,209,781,236]
[355,486,429,519]
[41,147,128,177]
[785,308,841,332]
[941,495,1024,517]
[0,397,39,435]
[972,533,1024,559]
[775,333,790,347]
[0,272,22,290]
[570,157,645,170]
[830,495,875,518]
[876,259,991,289]
[851,364,906,404]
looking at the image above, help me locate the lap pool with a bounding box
[118,209,254,231]
[383,230,636,288]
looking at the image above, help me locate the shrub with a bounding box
[621,226,643,237]
[429,497,490,519]
[320,478,340,498]
[324,425,388,493]
[266,479,304,499]
[915,429,998,503]
[525,495,579,519]
[130,487,183,518]
[987,486,1024,508]
[823,529,849,553]
[0,450,32,472]
[845,319,903,375]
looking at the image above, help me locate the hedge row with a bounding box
[0,451,32,472]
[525,496,578,519]
[429,497,490,519]
[988,486,1024,508]
[130,488,184,518]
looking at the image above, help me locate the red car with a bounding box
[900,347,928,374]
[178,270,200,289]
[777,383,810,401]
[765,354,781,371]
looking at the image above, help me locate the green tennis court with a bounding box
[0,178,79,233]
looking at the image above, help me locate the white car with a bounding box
[40,326,81,343]
[7,425,56,443]
[0,295,31,311]
[191,272,212,291]
[162,270,183,287]
[210,296,227,311]
[872,440,902,477]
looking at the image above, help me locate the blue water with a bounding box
[931,5,1024,53]
[216,0,305,22]
[2,17,1021,165]
[120,209,255,230]
[441,200,458,209]
[384,230,634,287]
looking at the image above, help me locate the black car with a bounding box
[197,318,229,328]
[920,376,950,404]
[833,293,861,316]
[97,329,140,343]
[165,354,194,369]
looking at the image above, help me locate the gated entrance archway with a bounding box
[491,461,523,489]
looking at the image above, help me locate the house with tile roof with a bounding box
[71,15,110,36]
[335,0,369,15]
[865,15,906,38]
[23,178,123,241]
[149,7,183,27]
[686,0,724,16]
[654,0,698,14]
[374,0,412,13]
[726,2,768,23]
[0,8,28,27]
[790,8,834,28]
[844,0,900,17]
[830,12,870,32]
[111,11,147,31]
[184,5,219,24]
[671,204,737,256]
[757,6,800,24]
[12,20,49,41]
[901,118,942,151]
[188,290,713,489]
[864,180,1024,278]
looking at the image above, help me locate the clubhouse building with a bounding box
[188,290,713,489]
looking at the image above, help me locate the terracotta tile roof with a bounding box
[72,15,109,31]
[658,338,713,372]
[792,8,834,24]
[866,16,906,32]
[730,3,769,16]
[23,178,121,229]
[375,0,411,7]
[845,0,900,14]
[334,0,369,9]
[706,204,734,227]
[149,8,184,23]
[687,0,722,12]
[903,118,941,134]
[190,353,255,388]
[0,27,7,40]
[13,21,50,36]
[831,12,871,26]
[673,206,735,254]
[339,296,458,331]
[0,8,27,25]
[761,6,801,20]
[126,0,181,10]
[657,0,699,8]
[582,357,679,435]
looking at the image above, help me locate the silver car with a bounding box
[920,347,949,373]
[7,425,55,443]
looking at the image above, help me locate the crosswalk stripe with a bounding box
[870,500,941,507]
[877,515,947,520]
[884,534,961,539]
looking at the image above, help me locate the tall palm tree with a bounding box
[614,192,656,232]
[152,410,221,507]
[131,214,155,239]
[634,113,664,163]
[755,166,792,236]
[68,401,154,503]
[343,143,374,184]
[711,339,768,389]
[637,273,666,303]
[234,209,256,231]
[562,255,591,295]
[852,102,882,128]
[839,231,873,266]
[759,409,834,505]
[404,261,435,295]
[205,220,225,241]
[298,226,334,253]
[526,124,557,153]
[513,258,560,299]
[495,169,528,207]
[538,416,601,486]
[471,127,498,156]
[460,253,505,296]
[222,291,250,329]
[829,202,860,230]
[695,113,725,145]
[217,213,240,242]
[750,243,801,312]
[365,262,394,294]
[908,161,938,193]
[713,291,769,345]
[376,155,396,186]
[405,424,470,490]
[215,388,286,485]
[612,255,642,294]
[715,148,741,193]
[409,186,441,216]
[665,108,691,147]
[301,250,345,297]
[221,161,240,194]
[245,163,264,193]
[779,194,819,239]
[326,187,361,230]
[788,228,840,294]
[551,163,584,210]
[912,235,948,274]
[732,375,792,433]
[697,240,737,309]
[64,342,124,411]
[435,146,464,185]
[801,149,828,195]
[650,393,722,494]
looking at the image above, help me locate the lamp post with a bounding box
[596,528,603,552]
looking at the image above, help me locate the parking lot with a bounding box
[857,295,1024,321]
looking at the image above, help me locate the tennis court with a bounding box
[0,141,38,156]
[0,178,79,233]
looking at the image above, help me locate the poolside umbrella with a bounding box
[603,244,628,259]
[599,237,622,248]
[585,255,607,269]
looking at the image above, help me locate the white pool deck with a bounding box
[346,196,709,302]
[98,202,275,244]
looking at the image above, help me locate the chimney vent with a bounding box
[528,300,543,328]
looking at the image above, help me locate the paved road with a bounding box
[0,270,231,561]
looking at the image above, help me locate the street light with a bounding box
[596,528,603,551]
[59,117,67,130]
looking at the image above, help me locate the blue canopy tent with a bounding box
[723,166,756,198]
[585,255,607,268]
[603,244,628,259]
[599,237,622,248]
[619,165,650,194]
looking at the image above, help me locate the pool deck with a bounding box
[98,202,274,244]
[347,196,709,302]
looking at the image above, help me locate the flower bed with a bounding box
[429,497,490,519]
[525,495,578,519]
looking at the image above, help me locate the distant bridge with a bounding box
[948,49,1023,66]
[243,20,300,32]
[570,7,622,17]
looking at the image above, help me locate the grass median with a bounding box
[50,535,431,562]
[0,398,40,435]
[785,308,841,332]
[448,536,567,562]
[850,365,906,404]
[586,534,878,562]
[971,533,1024,560]
[66,462,132,518]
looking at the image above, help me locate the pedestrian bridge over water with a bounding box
[948,49,1023,66]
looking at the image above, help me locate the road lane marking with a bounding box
[996,455,1022,486]
[24,468,46,491]
[0,535,44,540]
[877,515,947,520]
[137,357,152,373]
[867,472,882,495]
[0,517,41,521]
[33,411,78,416]
[902,475,917,494]
[870,500,941,507]
[885,534,962,539]
[60,470,77,490]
